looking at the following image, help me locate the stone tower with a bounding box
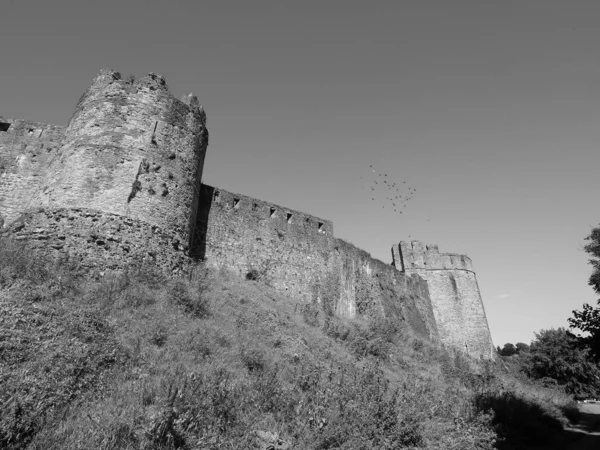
[392,241,495,359]
[41,68,208,251]
[1,69,208,272]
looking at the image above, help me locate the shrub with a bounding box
[169,280,210,318]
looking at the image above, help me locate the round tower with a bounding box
[41,68,208,251]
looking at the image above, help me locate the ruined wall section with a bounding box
[194,185,439,341]
[392,241,495,359]
[392,241,473,271]
[4,207,191,274]
[41,68,208,251]
[0,117,64,227]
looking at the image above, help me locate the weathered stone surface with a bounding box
[0,68,498,356]
[0,117,64,226]
[5,207,192,274]
[39,69,208,251]
[392,241,495,359]
[194,185,438,340]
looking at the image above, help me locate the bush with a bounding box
[169,280,210,318]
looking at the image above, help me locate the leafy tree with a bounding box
[522,328,600,398]
[568,302,600,361]
[567,226,600,360]
[515,342,529,354]
[499,343,517,356]
[584,226,600,294]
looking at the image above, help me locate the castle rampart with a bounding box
[0,68,500,356]
[392,241,495,359]
[194,184,439,340]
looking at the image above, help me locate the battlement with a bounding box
[0,117,65,140]
[203,185,333,237]
[392,240,473,272]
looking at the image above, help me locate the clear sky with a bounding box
[2,0,600,346]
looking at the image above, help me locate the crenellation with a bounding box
[0,68,494,358]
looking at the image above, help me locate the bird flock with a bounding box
[361,165,417,215]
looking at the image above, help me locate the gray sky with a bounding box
[2,0,600,346]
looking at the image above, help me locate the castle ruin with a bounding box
[0,68,495,359]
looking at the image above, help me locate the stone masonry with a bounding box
[392,241,495,359]
[0,68,495,355]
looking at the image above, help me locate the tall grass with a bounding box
[0,238,581,449]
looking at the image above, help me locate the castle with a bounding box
[0,68,495,359]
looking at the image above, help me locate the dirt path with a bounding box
[497,403,600,449]
[563,403,600,450]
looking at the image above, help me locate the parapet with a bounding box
[198,185,333,237]
[392,240,473,272]
[0,117,65,140]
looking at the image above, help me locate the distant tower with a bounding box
[41,68,208,251]
[392,241,495,359]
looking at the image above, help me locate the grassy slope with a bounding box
[0,239,583,449]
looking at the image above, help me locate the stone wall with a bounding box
[4,207,191,274]
[0,68,501,355]
[194,184,439,340]
[40,69,209,251]
[392,241,495,358]
[0,117,64,227]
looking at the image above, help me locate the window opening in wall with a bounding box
[318,222,324,232]
[270,207,276,217]
[151,121,158,145]
[305,217,310,223]
[27,128,34,134]
[0,122,10,132]
[252,203,258,211]
[233,198,240,208]
[213,190,220,201]
[287,213,293,223]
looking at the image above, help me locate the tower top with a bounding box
[392,240,473,272]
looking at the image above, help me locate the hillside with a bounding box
[0,238,587,450]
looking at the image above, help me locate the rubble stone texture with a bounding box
[392,241,495,359]
[0,68,495,356]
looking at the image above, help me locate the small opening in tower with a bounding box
[287,213,293,223]
[213,190,220,200]
[0,122,10,132]
[252,203,258,211]
[233,198,240,208]
[270,207,276,217]
[318,222,324,232]
[27,128,34,134]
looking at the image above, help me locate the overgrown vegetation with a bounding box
[493,225,600,403]
[0,238,586,449]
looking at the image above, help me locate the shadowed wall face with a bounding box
[393,241,495,359]
[0,117,64,227]
[40,69,208,250]
[194,184,439,341]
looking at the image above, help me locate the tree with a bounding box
[499,343,517,356]
[584,226,600,294]
[522,328,600,398]
[567,226,600,360]
[568,302,600,361]
[515,342,529,354]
